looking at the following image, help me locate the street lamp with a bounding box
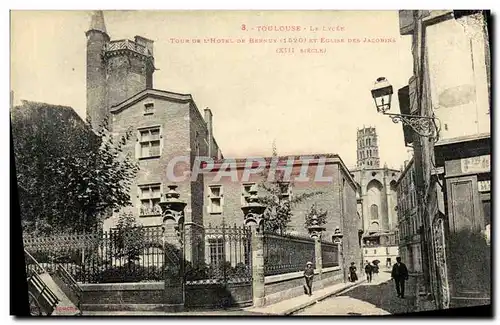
[332,226,344,245]
[371,77,437,138]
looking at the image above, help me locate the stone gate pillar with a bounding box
[241,189,267,308]
[308,214,326,285]
[332,227,345,282]
[159,185,187,312]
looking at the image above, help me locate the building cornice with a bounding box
[434,132,491,147]
[395,157,415,186]
[110,88,194,113]
[208,154,358,190]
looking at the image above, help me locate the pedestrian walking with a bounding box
[391,256,409,298]
[372,261,379,279]
[364,260,373,283]
[348,262,358,282]
[303,261,314,296]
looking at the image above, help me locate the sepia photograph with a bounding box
[9,9,492,317]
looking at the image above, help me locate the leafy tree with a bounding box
[304,203,328,229]
[11,101,139,235]
[258,141,323,235]
[112,212,145,265]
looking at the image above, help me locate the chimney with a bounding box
[204,108,213,158]
[134,35,154,56]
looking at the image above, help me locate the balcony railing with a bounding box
[104,39,152,57]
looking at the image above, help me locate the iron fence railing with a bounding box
[24,226,165,283]
[263,232,315,276]
[321,241,339,268]
[23,223,252,285]
[187,223,252,285]
[104,39,152,56]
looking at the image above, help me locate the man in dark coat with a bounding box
[391,256,409,298]
[364,260,373,283]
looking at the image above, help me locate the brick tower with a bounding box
[356,126,380,168]
[85,10,156,131]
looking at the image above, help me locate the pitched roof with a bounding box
[87,10,107,35]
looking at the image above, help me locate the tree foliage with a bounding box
[257,142,323,235]
[113,211,145,264]
[304,203,328,229]
[11,101,139,235]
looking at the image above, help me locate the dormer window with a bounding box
[144,102,155,115]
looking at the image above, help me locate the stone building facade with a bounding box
[350,126,400,269]
[86,11,224,264]
[395,158,423,273]
[399,10,491,308]
[202,155,362,267]
[85,11,361,269]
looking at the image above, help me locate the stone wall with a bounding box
[80,281,252,311]
[80,282,166,312]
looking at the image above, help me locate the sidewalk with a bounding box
[244,279,366,315]
[82,310,267,316]
[413,274,438,313]
[82,279,365,316]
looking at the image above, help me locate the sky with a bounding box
[11,10,414,169]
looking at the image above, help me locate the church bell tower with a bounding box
[356,126,380,168]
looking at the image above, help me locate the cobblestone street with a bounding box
[296,271,418,316]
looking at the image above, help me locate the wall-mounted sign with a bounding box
[478,180,490,192]
[461,155,490,174]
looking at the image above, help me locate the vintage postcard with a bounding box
[10,10,491,317]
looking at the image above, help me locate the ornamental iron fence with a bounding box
[23,223,252,285]
[188,223,252,285]
[23,226,166,284]
[321,240,339,268]
[263,232,316,276]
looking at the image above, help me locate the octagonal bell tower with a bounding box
[356,126,380,168]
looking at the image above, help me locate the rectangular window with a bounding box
[241,183,255,206]
[209,238,225,265]
[139,184,161,216]
[279,182,291,202]
[208,185,223,214]
[144,102,155,115]
[138,127,161,159]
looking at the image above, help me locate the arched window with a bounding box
[366,138,369,146]
[368,138,371,146]
[370,204,379,220]
[369,221,379,233]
